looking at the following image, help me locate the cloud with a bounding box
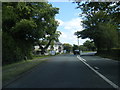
[57,18,89,45]
[60,31,67,38]
[63,18,83,32]
[56,18,83,31]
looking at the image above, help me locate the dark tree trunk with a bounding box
[94,38,101,54]
[38,39,52,55]
[38,43,44,55]
[41,48,45,55]
[44,39,52,50]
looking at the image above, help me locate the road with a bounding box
[3,52,120,88]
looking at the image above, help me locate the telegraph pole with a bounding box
[78,37,79,47]
[77,37,80,55]
[75,31,80,55]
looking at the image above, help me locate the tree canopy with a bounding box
[83,40,96,51]
[74,2,119,52]
[63,43,72,53]
[2,2,59,64]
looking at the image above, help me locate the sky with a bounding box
[49,2,89,45]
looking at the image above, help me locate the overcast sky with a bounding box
[49,2,89,45]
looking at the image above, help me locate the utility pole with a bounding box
[77,37,79,47]
[77,37,80,55]
[74,31,80,55]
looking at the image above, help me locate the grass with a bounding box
[82,51,96,53]
[32,55,51,59]
[2,55,50,85]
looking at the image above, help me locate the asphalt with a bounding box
[81,53,120,87]
[3,53,120,88]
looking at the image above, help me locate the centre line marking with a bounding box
[77,55,120,89]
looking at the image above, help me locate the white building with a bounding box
[48,42,63,54]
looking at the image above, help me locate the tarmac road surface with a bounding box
[3,53,120,88]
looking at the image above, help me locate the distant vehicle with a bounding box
[73,50,80,55]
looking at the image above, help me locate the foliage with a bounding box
[2,32,23,64]
[83,40,96,51]
[38,30,61,54]
[74,2,119,52]
[79,45,87,51]
[2,2,59,64]
[95,48,120,61]
[63,43,72,53]
[72,44,79,52]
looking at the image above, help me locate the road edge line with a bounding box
[77,55,120,89]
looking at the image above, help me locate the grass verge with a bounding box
[2,56,50,85]
[82,51,96,53]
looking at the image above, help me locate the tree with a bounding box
[38,31,61,54]
[79,45,87,51]
[63,43,72,53]
[3,2,37,64]
[2,2,59,64]
[73,44,78,51]
[30,2,60,54]
[74,2,119,52]
[83,40,96,51]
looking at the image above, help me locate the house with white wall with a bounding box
[47,41,63,54]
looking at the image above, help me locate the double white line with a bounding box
[77,55,120,89]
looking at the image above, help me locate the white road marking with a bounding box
[82,58,86,62]
[94,66,99,70]
[77,55,86,62]
[77,55,120,89]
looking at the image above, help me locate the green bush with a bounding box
[96,48,120,61]
[2,32,23,64]
[2,32,33,65]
